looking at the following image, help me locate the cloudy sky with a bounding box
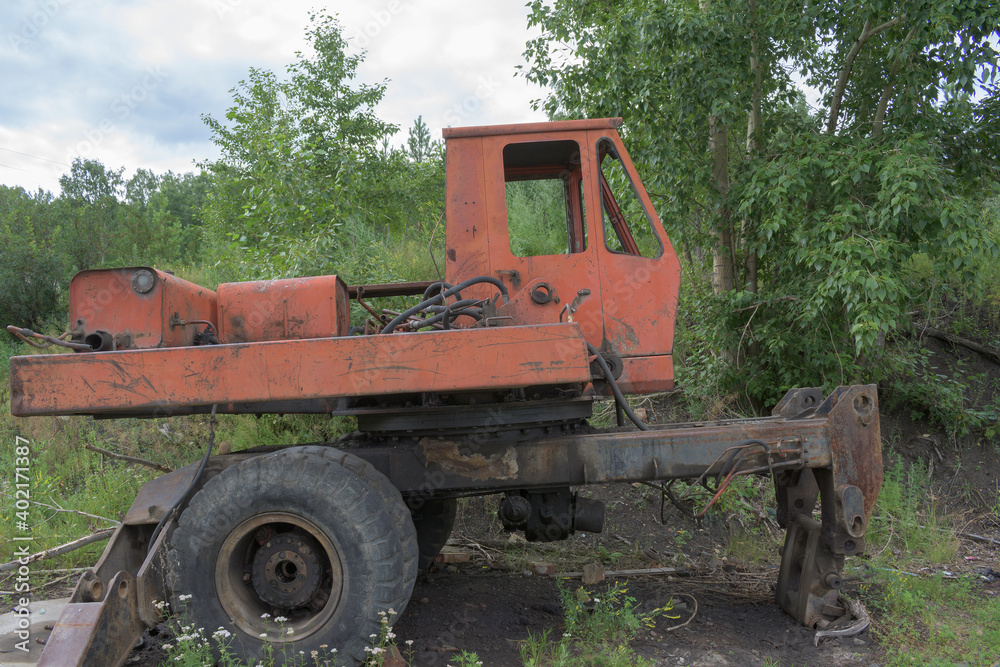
[0,0,549,194]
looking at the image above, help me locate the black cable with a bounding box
[587,342,648,431]
[423,281,458,301]
[382,276,509,333]
[405,307,483,330]
[147,405,217,554]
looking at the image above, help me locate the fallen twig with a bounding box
[956,530,1000,547]
[0,529,115,573]
[921,524,1000,547]
[553,566,689,579]
[85,444,173,473]
[663,593,698,632]
[19,567,90,575]
[28,499,120,526]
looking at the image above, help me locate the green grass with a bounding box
[866,459,960,567]
[863,572,1000,666]
[518,581,670,667]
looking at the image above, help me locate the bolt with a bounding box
[279,552,286,559]
[243,573,252,583]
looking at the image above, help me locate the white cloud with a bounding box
[0,0,548,195]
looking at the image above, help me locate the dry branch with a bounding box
[664,593,699,632]
[0,529,115,573]
[553,566,690,578]
[85,444,173,473]
[29,500,120,526]
[918,326,1000,365]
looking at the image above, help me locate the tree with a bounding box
[406,115,438,164]
[0,186,65,328]
[201,12,395,279]
[523,0,1000,403]
[57,158,127,270]
[125,168,160,209]
[200,12,445,283]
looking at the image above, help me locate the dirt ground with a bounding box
[122,467,1000,666]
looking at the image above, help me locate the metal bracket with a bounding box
[776,514,845,628]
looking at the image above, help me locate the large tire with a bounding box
[410,497,458,570]
[283,445,418,602]
[167,450,407,665]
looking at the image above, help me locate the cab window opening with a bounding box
[598,138,663,258]
[503,140,587,258]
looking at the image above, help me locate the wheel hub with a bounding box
[251,533,322,608]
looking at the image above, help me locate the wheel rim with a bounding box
[215,512,343,642]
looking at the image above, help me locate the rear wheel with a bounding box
[168,450,408,665]
[410,497,458,570]
[284,445,418,597]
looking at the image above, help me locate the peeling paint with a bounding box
[419,439,519,480]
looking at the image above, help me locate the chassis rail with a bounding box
[36,385,881,665]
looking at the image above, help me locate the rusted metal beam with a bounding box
[348,281,436,298]
[356,410,823,492]
[11,324,590,416]
[352,386,878,515]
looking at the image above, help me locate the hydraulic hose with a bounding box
[587,342,649,431]
[423,281,458,302]
[408,305,483,330]
[382,276,509,334]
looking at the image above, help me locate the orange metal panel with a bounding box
[10,324,591,417]
[443,118,622,139]
[614,354,675,394]
[217,275,349,343]
[478,132,607,345]
[584,128,681,359]
[443,121,680,392]
[69,267,217,349]
[444,135,494,301]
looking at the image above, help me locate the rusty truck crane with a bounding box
[8,118,882,666]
